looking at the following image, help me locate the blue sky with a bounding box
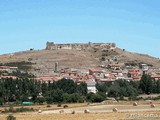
[0,0,160,57]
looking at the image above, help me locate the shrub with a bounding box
[3,107,35,113]
[128,96,143,101]
[15,100,21,105]
[78,96,86,103]
[152,96,160,100]
[119,96,124,100]
[100,57,105,61]
[6,114,16,120]
[36,97,46,105]
[125,62,137,66]
[0,97,4,105]
[46,104,51,107]
[57,103,62,107]
[87,92,106,103]
[63,105,68,108]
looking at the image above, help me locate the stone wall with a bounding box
[46,42,116,50]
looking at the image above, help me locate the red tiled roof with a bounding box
[36,76,62,81]
[106,75,116,79]
[9,67,18,69]
[128,69,139,72]
[86,75,94,79]
[2,73,8,76]
[151,75,160,78]
[89,68,103,73]
[76,78,94,83]
[129,72,141,75]
[108,64,121,67]
[112,70,122,73]
[1,76,17,79]
[0,66,9,69]
[123,78,133,80]
[133,76,141,80]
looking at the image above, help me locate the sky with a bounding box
[0,0,160,57]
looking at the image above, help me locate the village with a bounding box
[1,61,160,94]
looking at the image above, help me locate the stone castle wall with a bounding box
[46,42,116,50]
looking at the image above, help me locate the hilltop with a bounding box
[0,42,160,76]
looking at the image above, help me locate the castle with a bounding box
[46,42,116,51]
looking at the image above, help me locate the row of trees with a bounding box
[96,74,160,99]
[0,77,106,105]
[139,74,160,94]
[96,80,139,99]
[0,74,159,105]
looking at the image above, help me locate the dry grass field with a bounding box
[1,111,160,120]
[0,103,88,111]
[1,101,160,120]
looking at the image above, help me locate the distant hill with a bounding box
[0,43,160,76]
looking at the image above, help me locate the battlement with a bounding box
[46,42,116,51]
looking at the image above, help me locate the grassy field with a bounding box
[1,111,160,120]
[1,101,160,120]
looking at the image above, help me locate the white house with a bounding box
[86,81,97,93]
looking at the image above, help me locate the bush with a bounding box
[6,114,16,120]
[128,96,143,101]
[46,97,53,104]
[119,96,124,100]
[63,105,68,108]
[78,96,86,103]
[63,93,80,103]
[87,92,106,103]
[15,100,21,106]
[100,57,105,61]
[36,97,46,104]
[125,62,137,66]
[3,107,34,113]
[144,96,160,100]
[46,104,51,107]
[57,103,62,107]
[152,96,160,100]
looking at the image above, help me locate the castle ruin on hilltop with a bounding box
[46,42,116,51]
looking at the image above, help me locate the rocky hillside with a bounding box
[0,47,160,76]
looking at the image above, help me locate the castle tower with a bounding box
[141,64,148,75]
[55,62,58,73]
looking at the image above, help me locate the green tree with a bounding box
[96,83,110,93]
[77,82,87,95]
[45,89,64,103]
[87,92,106,102]
[56,78,76,94]
[125,85,138,97]
[41,82,48,95]
[63,93,80,103]
[108,84,121,98]
[0,97,4,105]
[78,95,86,103]
[152,79,157,93]
[36,97,46,104]
[139,74,153,94]
[156,79,160,93]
